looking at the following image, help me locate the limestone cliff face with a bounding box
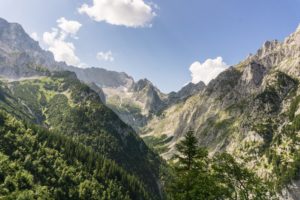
[144,24,300,157]
[103,78,166,131]
[0,18,62,78]
[168,81,206,104]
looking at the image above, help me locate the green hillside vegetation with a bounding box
[0,72,162,199]
[0,111,151,200]
[166,130,276,200]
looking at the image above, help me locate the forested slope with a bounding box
[0,111,153,199]
[0,71,162,199]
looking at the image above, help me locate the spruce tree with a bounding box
[169,130,212,200]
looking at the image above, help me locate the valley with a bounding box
[0,14,300,199]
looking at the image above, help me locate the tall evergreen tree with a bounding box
[175,130,203,171]
[168,130,215,200]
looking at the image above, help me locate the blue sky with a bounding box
[0,0,300,92]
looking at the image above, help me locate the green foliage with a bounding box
[11,82,44,122]
[215,118,234,129]
[256,87,281,113]
[212,153,274,200]
[275,71,298,90]
[168,130,213,200]
[252,120,275,151]
[143,134,173,154]
[267,112,300,189]
[0,111,153,200]
[289,95,300,121]
[167,130,275,200]
[0,74,162,198]
[255,71,297,114]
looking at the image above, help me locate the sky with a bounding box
[0,0,300,92]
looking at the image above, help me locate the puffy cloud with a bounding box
[78,0,156,27]
[43,28,81,66]
[30,32,39,41]
[42,18,85,67]
[96,51,114,62]
[189,57,229,85]
[57,17,82,36]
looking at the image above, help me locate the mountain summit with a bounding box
[0,18,163,199]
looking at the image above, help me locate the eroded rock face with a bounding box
[102,76,208,133]
[240,62,266,88]
[66,66,135,89]
[145,23,300,155]
[168,81,206,104]
[0,18,63,78]
[142,24,300,198]
[250,24,300,77]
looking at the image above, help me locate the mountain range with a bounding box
[0,17,163,199]
[1,17,300,199]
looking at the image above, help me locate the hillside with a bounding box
[0,71,162,198]
[0,111,152,199]
[0,17,207,135]
[140,24,300,198]
[2,15,300,199]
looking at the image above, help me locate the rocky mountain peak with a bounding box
[0,18,64,78]
[167,81,206,104]
[256,40,279,58]
[0,17,40,52]
[285,24,300,46]
[71,67,134,88]
[0,18,137,89]
[131,78,154,92]
[179,81,206,95]
[243,23,300,79]
[241,62,266,85]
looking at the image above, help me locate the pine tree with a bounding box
[175,130,201,171]
[169,130,212,200]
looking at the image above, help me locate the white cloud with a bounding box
[42,18,85,67]
[78,0,156,28]
[189,57,229,85]
[57,17,82,36]
[30,32,39,41]
[96,51,114,62]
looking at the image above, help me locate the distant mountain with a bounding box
[64,66,135,88]
[167,81,206,105]
[0,18,163,199]
[103,77,206,132]
[0,17,206,134]
[0,17,133,90]
[0,18,62,78]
